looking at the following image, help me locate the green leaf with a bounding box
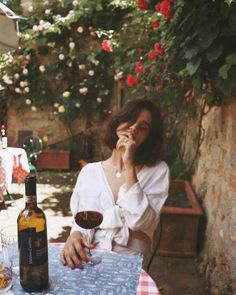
[185,57,201,75]
[151,13,159,22]
[204,92,215,103]
[218,78,234,94]
[184,48,198,60]
[192,78,201,91]
[225,53,236,65]
[218,64,231,79]
[96,3,103,11]
[198,28,219,50]
[206,43,224,62]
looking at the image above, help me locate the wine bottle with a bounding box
[0,125,7,149]
[17,175,49,292]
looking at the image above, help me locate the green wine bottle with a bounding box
[17,175,49,292]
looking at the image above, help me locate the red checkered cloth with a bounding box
[0,157,7,201]
[13,154,29,184]
[137,270,160,295]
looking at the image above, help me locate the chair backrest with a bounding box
[147,216,163,272]
[21,135,43,172]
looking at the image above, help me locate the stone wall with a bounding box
[192,100,236,294]
[8,106,72,147]
[7,89,120,167]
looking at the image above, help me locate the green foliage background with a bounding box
[1,0,235,178]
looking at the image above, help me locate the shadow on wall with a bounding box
[197,207,207,255]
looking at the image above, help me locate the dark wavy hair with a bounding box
[103,99,164,166]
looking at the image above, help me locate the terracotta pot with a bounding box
[36,150,70,170]
[155,180,204,257]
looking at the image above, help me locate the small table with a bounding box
[0,147,29,202]
[10,243,160,295]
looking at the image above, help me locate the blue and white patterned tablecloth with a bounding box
[9,243,143,295]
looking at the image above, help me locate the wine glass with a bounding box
[0,243,13,294]
[75,210,103,266]
[0,223,18,294]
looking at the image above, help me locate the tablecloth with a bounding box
[7,243,160,295]
[0,147,29,201]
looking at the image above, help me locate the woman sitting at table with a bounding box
[60,99,170,270]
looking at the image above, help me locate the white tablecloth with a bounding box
[0,147,30,201]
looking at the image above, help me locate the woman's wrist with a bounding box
[124,165,138,190]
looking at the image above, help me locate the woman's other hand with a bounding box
[116,124,137,166]
[60,231,94,269]
[116,133,136,167]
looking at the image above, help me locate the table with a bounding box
[0,147,30,202]
[9,243,160,295]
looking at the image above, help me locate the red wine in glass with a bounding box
[75,211,103,229]
[75,211,103,266]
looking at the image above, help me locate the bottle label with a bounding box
[2,137,7,149]
[25,195,37,203]
[19,228,48,267]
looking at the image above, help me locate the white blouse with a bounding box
[70,161,170,251]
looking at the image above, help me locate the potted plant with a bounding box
[36,141,71,170]
[36,149,70,170]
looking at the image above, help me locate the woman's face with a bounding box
[116,109,152,147]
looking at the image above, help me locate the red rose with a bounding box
[154,42,165,56]
[151,21,160,28]
[125,73,139,87]
[101,39,112,52]
[175,119,180,125]
[21,59,29,67]
[135,61,144,74]
[149,50,157,61]
[137,0,150,10]
[155,0,173,19]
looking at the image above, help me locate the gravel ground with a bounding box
[0,171,78,242]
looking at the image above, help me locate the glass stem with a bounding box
[87,232,92,256]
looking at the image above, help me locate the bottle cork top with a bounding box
[25,175,37,196]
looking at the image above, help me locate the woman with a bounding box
[60,99,170,270]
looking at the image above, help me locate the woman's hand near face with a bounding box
[60,231,94,269]
[116,130,136,168]
[116,128,138,190]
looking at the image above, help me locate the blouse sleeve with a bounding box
[116,161,170,231]
[70,174,81,216]
[69,169,93,236]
